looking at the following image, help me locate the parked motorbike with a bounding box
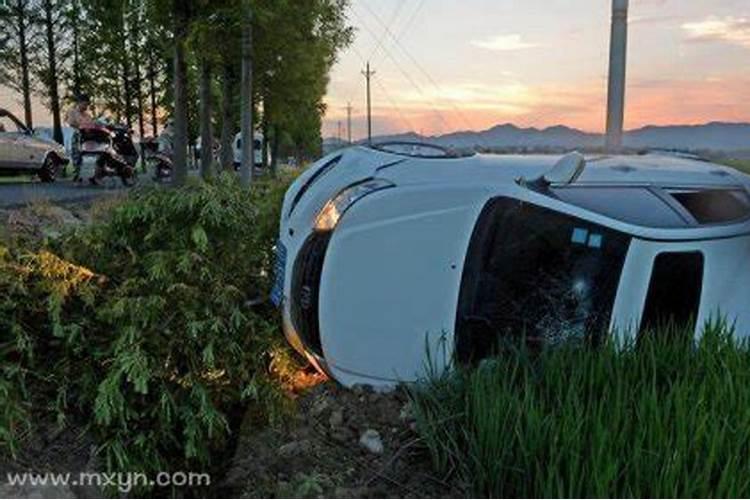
[76,123,137,187]
[141,137,173,182]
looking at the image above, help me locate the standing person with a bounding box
[65,94,94,181]
[158,119,175,156]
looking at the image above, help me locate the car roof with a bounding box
[369,148,748,190]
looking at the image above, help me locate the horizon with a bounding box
[322,0,750,141]
[323,119,750,141]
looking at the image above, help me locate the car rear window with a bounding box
[552,186,688,228]
[669,189,750,225]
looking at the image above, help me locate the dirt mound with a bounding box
[221,382,463,498]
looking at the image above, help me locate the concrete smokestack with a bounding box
[606,0,629,152]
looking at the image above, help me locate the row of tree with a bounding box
[0,0,353,184]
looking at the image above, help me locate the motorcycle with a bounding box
[76,123,137,187]
[141,136,173,182]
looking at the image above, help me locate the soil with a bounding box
[219,382,464,498]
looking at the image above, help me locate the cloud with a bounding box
[470,34,538,51]
[682,16,750,49]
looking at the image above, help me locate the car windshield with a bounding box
[456,197,631,363]
[0,115,26,134]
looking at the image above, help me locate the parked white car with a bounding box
[272,143,750,388]
[0,108,68,182]
[232,131,266,168]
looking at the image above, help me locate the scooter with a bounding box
[141,137,173,182]
[76,124,137,187]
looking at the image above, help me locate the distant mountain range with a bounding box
[326,122,750,154]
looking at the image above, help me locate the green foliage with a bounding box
[411,323,750,497]
[0,174,294,482]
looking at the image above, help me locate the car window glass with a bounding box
[0,116,23,134]
[456,197,631,363]
[552,186,687,228]
[639,252,704,337]
[670,189,750,225]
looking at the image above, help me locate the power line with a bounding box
[372,72,416,134]
[358,1,483,140]
[367,0,406,63]
[350,6,450,133]
[351,44,416,136]
[362,61,375,143]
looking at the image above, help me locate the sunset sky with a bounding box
[322,0,750,140]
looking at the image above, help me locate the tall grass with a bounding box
[411,322,750,497]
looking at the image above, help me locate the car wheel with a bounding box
[38,156,59,183]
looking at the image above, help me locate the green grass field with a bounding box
[718,158,750,174]
[411,322,750,497]
[0,175,32,184]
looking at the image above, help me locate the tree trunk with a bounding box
[172,3,189,186]
[148,53,158,136]
[132,34,145,139]
[219,62,234,172]
[199,58,213,179]
[71,0,81,96]
[271,123,280,175]
[239,4,253,187]
[16,0,33,129]
[121,24,133,130]
[42,0,62,145]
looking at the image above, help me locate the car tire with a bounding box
[38,156,59,183]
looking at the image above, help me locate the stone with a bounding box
[359,429,384,454]
[328,409,344,428]
[277,439,313,458]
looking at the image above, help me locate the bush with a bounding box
[411,323,750,497]
[0,174,294,480]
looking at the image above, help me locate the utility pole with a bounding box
[346,102,353,144]
[606,0,629,153]
[362,62,375,144]
[337,120,342,144]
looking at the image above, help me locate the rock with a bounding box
[330,427,355,443]
[277,439,313,458]
[359,429,384,454]
[310,396,331,417]
[328,409,344,428]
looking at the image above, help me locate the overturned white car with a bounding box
[272,143,750,388]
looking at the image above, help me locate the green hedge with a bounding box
[0,174,292,480]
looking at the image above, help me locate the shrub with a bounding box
[0,173,295,480]
[411,323,750,497]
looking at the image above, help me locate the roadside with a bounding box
[221,383,462,498]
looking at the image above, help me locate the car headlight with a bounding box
[314,178,395,231]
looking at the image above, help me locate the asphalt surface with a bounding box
[0,177,136,208]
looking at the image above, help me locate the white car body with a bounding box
[0,108,68,181]
[273,144,750,388]
[233,131,265,168]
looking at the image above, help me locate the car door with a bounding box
[0,116,26,169]
[15,133,46,169]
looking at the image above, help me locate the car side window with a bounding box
[455,197,632,363]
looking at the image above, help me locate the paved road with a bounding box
[0,178,135,208]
